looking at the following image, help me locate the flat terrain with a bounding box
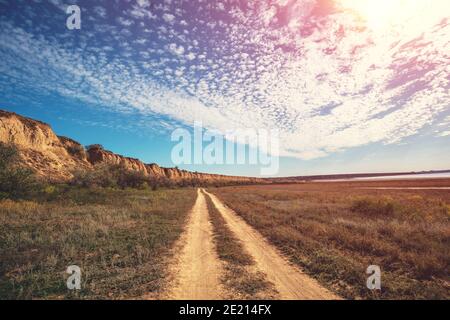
[209,179,450,299]
[0,187,197,299]
[204,190,339,299]
[0,186,337,300]
[2,179,448,299]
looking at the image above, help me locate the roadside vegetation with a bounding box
[203,191,276,299]
[70,162,254,191]
[0,187,197,299]
[0,142,260,299]
[0,143,39,200]
[0,142,199,299]
[2,140,448,300]
[70,162,204,191]
[210,182,450,299]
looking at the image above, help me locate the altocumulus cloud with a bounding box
[0,0,449,159]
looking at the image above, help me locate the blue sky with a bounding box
[0,0,449,177]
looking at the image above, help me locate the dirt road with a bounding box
[203,189,340,300]
[167,188,339,300]
[169,189,225,299]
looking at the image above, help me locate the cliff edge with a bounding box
[0,110,261,184]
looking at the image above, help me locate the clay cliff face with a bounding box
[0,110,91,180]
[86,145,260,183]
[0,110,262,184]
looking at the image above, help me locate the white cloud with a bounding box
[168,43,185,56]
[1,0,449,161]
[93,6,107,18]
[186,52,196,60]
[137,0,151,8]
[117,17,133,26]
[162,13,176,24]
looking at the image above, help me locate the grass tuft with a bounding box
[350,197,395,217]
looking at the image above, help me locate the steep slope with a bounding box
[0,110,261,184]
[0,110,91,180]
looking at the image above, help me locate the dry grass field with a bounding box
[1,178,448,300]
[209,179,450,299]
[0,187,197,299]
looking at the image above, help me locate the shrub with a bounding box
[71,164,151,189]
[43,185,56,195]
[115,167,149,189]
[86,144,104,151]
[350,197,395,217]
[0,142,39,199]
[71,164,117,188]
[66,144,86,158]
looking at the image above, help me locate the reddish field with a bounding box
[210,179,450,299]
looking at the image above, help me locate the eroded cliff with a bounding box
[0,110,261,184]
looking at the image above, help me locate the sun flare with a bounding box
[337,0,449,33]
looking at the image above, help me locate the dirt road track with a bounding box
[167,188,339,300]
[203,189,340,300]
[169,189,224,299]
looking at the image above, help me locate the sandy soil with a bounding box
[203,189,340,300]
[165,188,339,300]
[168,189,225,300]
